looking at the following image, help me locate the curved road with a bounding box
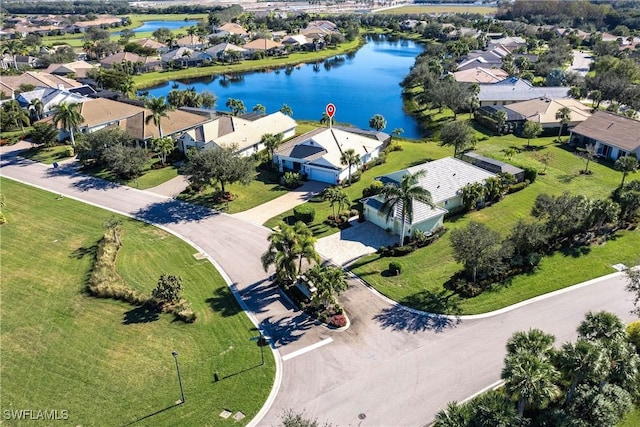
[1,146,636,426]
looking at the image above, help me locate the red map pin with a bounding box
[326,103,336,118]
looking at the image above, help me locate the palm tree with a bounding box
[340,148,361,186]
[379,170,435,246]
[226,98,246,116]
[369,114,387,131]
[261,222,299,284]
[280,104,293,117]
[580,143,597,174]
[391,128,404,142]
[506,329,556,357]
[320,111,332,127]
[496,110,507,135]
[51,101,83,147]
[323,187,350,220]
[577,311,627,343]
[614,156,639,187]
[293,222,320,275]
[305,264,348,308]
[186,26,198,48]
[2,40,23,70]
[253,103,266,114]
[555,106,572,140]
[261,132,283,161]
[145,96,171,140]
[3,100,30,133]
[501,350,560,423]
[29,98,44,121]
[556,339,605,405]
[434,402,470,427]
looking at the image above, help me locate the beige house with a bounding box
[46,60,97,78]
[177,111,297,157]
[570,111,640,160]
[504,97,592,129]
[453,67,509,84]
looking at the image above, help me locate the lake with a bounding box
[115,20,201,36]
[142,36,428,139]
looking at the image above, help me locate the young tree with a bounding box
[368,114,387,131]
[522,120,543,148]
[460,182,486,210]
[578,143,597,174]
[555,106,572,140]
[323,187,350,219]
[305,264,348,308]
[624,268,640,317]
[30,122,60,147]
[379,170,434,246]
[2,100,30,133]
[102,144,148,179]
[535,151,553,173]
[51,101,83,147]
[151,136,175,166]
[180,145,254,194]
[450,221,503,283]
[496,110,508,135]
[391,128,404,141]
[152,274,183,304]
[439,121,476,157]
[261,133,284,161]
[339,148,361,186]
[614,156,639,187]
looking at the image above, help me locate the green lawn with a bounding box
[344,131,640,315]
[620,408,640,427]
[0,178,274,426]
[21,144,73,165]
[178,164,288,214]
[85,158,179,190]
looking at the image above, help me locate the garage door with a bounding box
[308,168,336,184]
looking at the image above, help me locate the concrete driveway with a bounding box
[316,219,398,266]
[232,180,328,226]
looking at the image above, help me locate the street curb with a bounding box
[2,174,282,427]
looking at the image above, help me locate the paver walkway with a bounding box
[231,180,329,226]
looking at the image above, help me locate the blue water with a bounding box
[142,36,427,139]
[115,20,201,36]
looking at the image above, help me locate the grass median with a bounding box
[0,178,274,426]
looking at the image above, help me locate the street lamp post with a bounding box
[171,351,185,404]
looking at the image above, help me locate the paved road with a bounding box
[568,50,593,76]
[1,146,636,426]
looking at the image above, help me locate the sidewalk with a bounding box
[231,180,329,226]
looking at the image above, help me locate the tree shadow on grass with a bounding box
[559,244,592,258]
[206,286,243,317]
[401,288,462,316]
[135,199,217,224]
[122,305,159,325]
[70,244,97,259]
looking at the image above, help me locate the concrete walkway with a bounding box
[146,174,189,198]
[231,180,329,226]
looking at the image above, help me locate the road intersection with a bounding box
[1,145,636,426]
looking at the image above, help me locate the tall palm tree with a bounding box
[506,328,556,357]
[51,101,83,146]
[186,26,198,48]
[555,106,572,140]
[577,311,627,344]
[501,350,561,423]
[261,222,299,284]
[379,170,434,246]
[280,104,293,117]
[556,339,605,405]
[323,186,350,219]
[145,96,171,140]
[253,103,266,113]
[320,111,332,127]
[261,132,283,161]
[340,148,361,186]
[2,40,23,70]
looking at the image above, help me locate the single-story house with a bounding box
[212,22,248,37]
[0,72,83,98]
[17,87,89,119]
[569,111,640,160]
[456,49,506,71]
[461,152,525,182]
[363,157,496,237]
[205,42,247,61]
[130,38,169,54]
[474,105,526,135]
[453,67,509,84]
[177,111,297,157]
[274,127,389,184]
[478,77,570,107]
[100,51,162,72]
[502,97,592,130]
[45,60,97,78]
[175,34,207,49]
[243,38,284,55]
[161,48,212,67]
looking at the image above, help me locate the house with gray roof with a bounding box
[16,87,89,120]
[274,126,389,184]
[478,77,570,107]
[363,157,495,238]
[569,111,640,160]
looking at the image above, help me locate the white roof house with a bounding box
[16,87,89,117]
[177,111,297,157]
[274,127,390,184]
[363,157,495,237]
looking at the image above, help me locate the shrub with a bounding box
[507,181,529,194]
[627,321,640,352]
[293,205,315,224]
[362,180,385,198]
[389,261,402,275]
[384,142,403,154]
[280,171,302,189]
[377,245,387,254]
[451,278,483,297]
[329,314,347,328]
[64,145,75,157]
[174,301,197,323]
[523,166,538,183]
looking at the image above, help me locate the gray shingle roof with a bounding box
[478,77,569,103]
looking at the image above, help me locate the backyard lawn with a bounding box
[86,158,179,190]
[21,144,73,165]
[0,178,274,426]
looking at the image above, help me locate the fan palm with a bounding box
[3,100,30,133]
[293,221,320,274]
[29,98,44,121]
[555,106,572,139]
[145,96,171,139]
[379,170,434,246]
[506,328,556,358]
[51,101,83,146]
[340,148,361,186]
[323,187,350,220]
[556,339,606,405]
